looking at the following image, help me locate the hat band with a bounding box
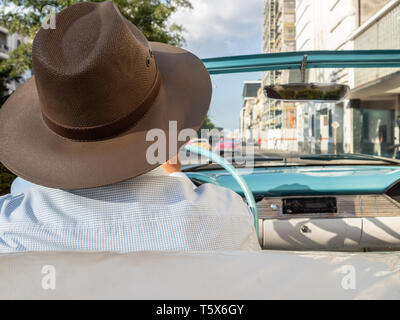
[42,71,161,141]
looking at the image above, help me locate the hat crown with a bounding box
[33,1,159,139]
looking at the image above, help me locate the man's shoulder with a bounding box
[199,182,242,198]
[166,173,249,216]
[193,182,251,217]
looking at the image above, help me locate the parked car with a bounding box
[215,138,240,156]
[186,138,212,157]
[187,138,211,151]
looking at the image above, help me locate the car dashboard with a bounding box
[186,165,400,252]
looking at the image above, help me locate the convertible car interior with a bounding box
[186,164,400,252]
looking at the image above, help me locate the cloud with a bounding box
[171,1,264,129]
[171,0,264,58]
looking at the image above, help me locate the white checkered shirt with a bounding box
[0,167,260,253]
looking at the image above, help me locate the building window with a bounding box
[0,31,8,52]
[362,112,369,140]
[285,104,297,129]
[311,115,315,137]
[359,0,391,26]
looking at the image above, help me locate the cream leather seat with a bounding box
[0,251,399,299]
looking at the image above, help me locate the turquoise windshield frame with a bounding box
[202,50,400,74]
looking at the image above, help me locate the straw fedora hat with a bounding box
[0,1,211,189]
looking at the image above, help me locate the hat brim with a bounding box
[0,42,212,189]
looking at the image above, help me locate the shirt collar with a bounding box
[11,166,168,195]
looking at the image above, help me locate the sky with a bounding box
[171,0,265,130]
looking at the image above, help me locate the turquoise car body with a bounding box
[202,50,400,74]
[186,166,400,197]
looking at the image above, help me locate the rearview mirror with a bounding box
[264,83,350,103]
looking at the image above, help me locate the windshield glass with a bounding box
[176,0,400,167]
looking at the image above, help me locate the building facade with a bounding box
[295,0,358,154]
[241,0,400,157]
[256,0,298,152]
[350,0,400,157]
[295,0,400,157]
[240,81,262,143]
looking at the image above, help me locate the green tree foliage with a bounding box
[0,0,192,44]
[197,115,216,136]
[0,163,15,195]
[200,116,216,131]
[0,42,32,103]
[0,63,19,105]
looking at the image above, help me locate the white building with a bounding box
[240,81,262,142]
[259,0,298,152]
[295,0,356,154]
[295,0,400,157]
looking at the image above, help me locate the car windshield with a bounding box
[180,0,400,167]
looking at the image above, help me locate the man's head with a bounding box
[0,1,211,189]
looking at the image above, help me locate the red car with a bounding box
[215,138,240,156]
